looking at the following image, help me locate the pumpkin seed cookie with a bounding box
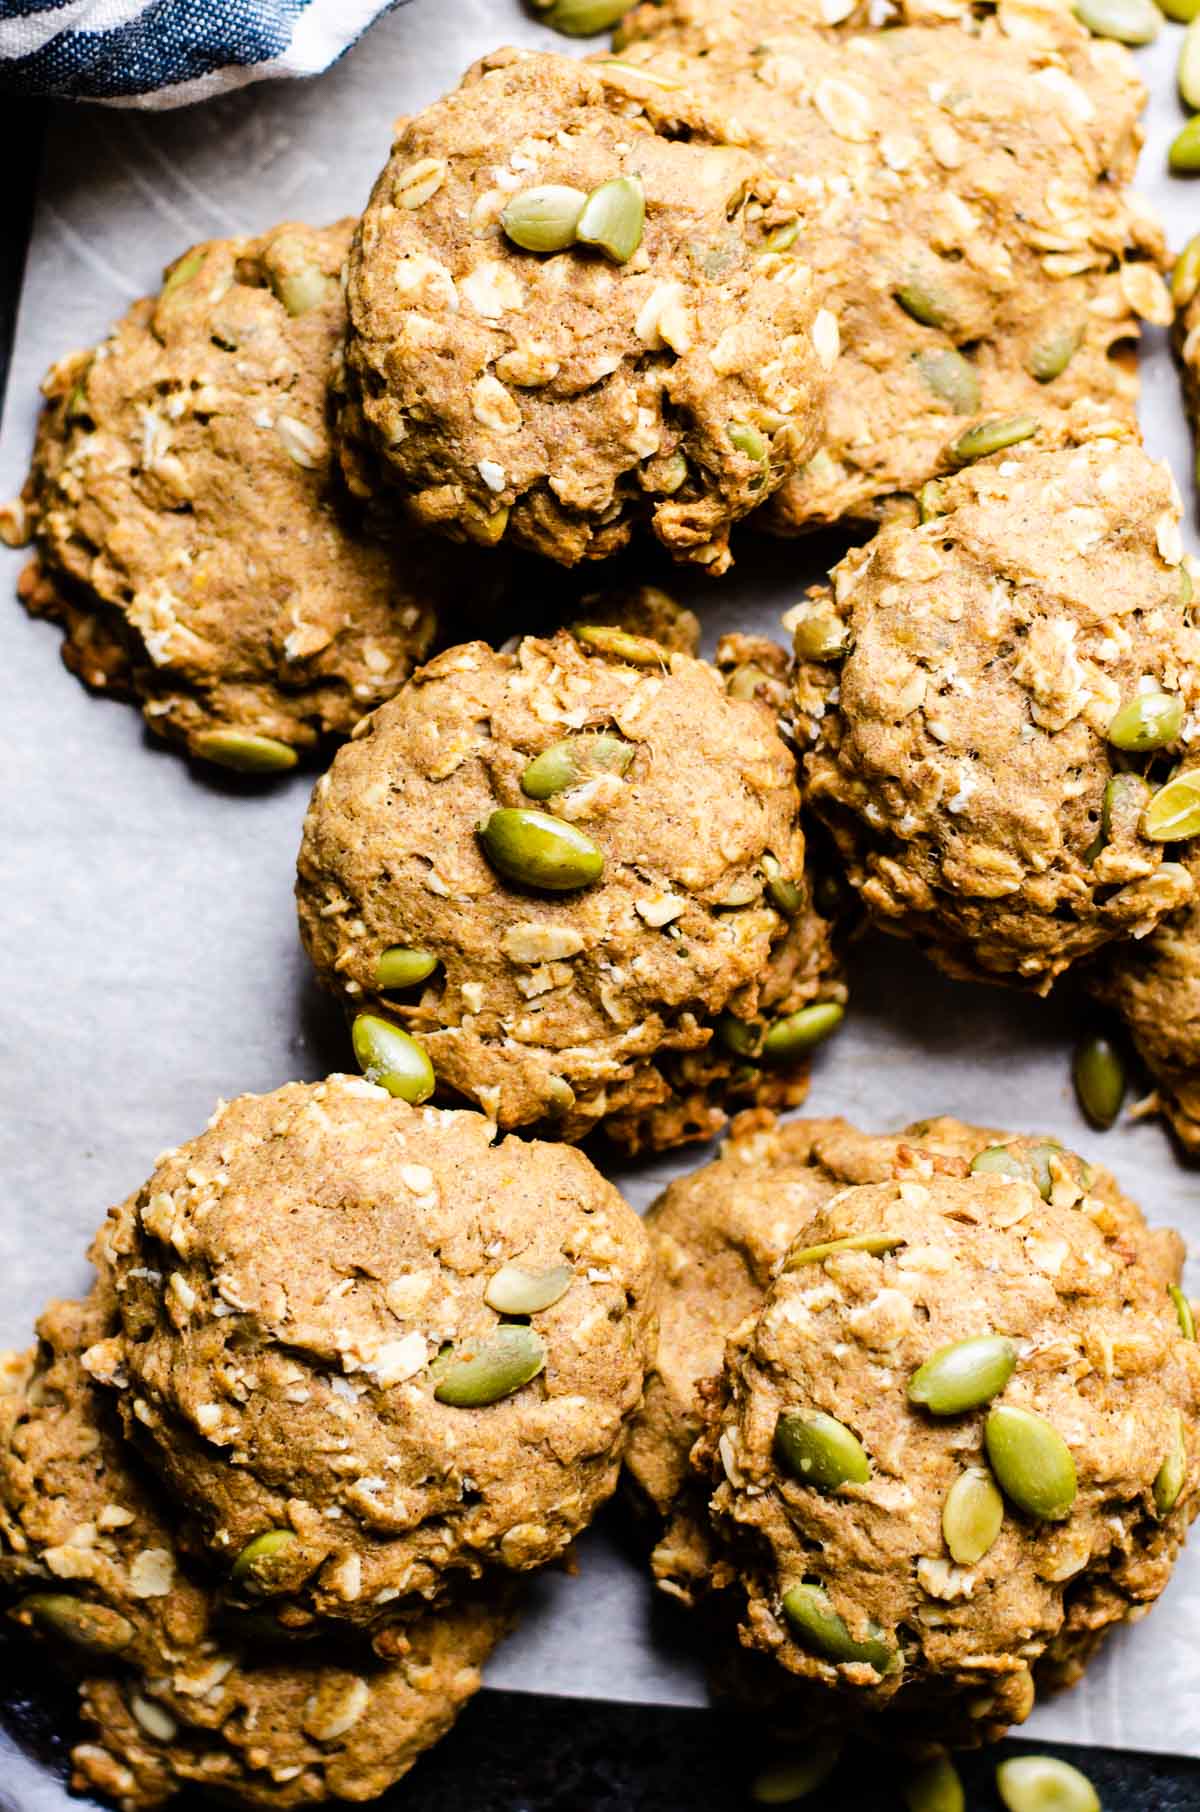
[16,221,457,773]
[0,1284,509,1811]
[803,441,1200,991]
[86,1077,655,1631]
[335,49,830,573]
[610,0,1168,533]
[706,1139,1200,1751]
[297,628,836,1148]
[625,1115,1157,1606]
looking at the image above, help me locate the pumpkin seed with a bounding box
[576,176,645,263]
[1169,116,1200,173]
[160,247,205,300]
[521,733,633,799]
[1102,772,1152,843]
[764,220,801,254]
[914,348,980,414]
[376,947,439,992]
[784,1232,904,1271]
[484,1262,573,1316]
[501,185,588,254]
[751,1742,842,1804]
[1182,16,1200,108]
[1162,0,1200,20]
[942,1467,1004,1566]
[271,263,337,317]
[479,808,604,892]
[904,1756,965,1812]
[947,415,1039,465]
[996,1756,1099,1812]
[15,1594,135,1654]
[970,1144,1030,1185]
[1072,1033,1125,1129]
[909,1336,1017,1416]
[1106,690,1183,752]
[792,609,849,661]
[762,854,805,914]
[1074,0,1159,41]
[894,273,956,330]
[1172,232,1200,308]
[781,1582,897,1673]
[432,1326,546,1406]
[1029,323,1084,384]
[546,0,633,32]
[655,449,688,493]
[191,729,299,774]
[231,1529,300,1596]
[729,420,768,464]
[918,479,946,522]
[1143,769,1200,840]
[985,1405,1077,1521]
[351,1015,436,1104]
[774,1410,871,1491]
[1154,1413,1188,1515]
[726,662,768,701]
[573,622,663,665]
[715,1014,763,1058]
[760,1002,845,1062]
[1170,1283,1196,1340]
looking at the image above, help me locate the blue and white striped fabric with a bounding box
[0,0,405,107]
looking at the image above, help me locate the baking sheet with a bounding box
[1,0,1200,1775]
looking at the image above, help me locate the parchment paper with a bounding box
[2,0,1199,1775]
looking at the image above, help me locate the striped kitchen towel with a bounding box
[0,0,405,107]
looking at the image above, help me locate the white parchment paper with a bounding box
[1,0,1199,1772]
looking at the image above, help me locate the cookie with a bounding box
[86,1077,656,1629]
[802,441,1200,990]
[17,221,468,771]
[297,629,842,1147]
[336,50,830,572]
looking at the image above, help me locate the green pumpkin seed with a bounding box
[908,1336,1017,1416]
[764,220,801,254]
[376,946,439,992]
[894,274,956,330]
[751,1741,842,1805]
[501,185,588,253]
[271,265,337,317]
[1172,232,1200,307]
[715,1014,763,1058]
[465,504,509,547]
[1162,0,1200,20]
[1072,1034,1125,1130]
[351,1014,436,1104]
[760,1002,845,1063]
[15,1594,135,1654]
[576,175,645,264]
[1143,769,1200,841]
[1182,16,1200,108]
[1169,116,1200,174]
[792,609,849,661]
[918,479,946,522]
[784,1232,904,1271]
[230,1529,300,1596]
[914,348,980,414]
[1102,772,1152,843]
[1106,690,1183,752]
[521,732,633,800]
[433,1326,546,1406]
[191,729,299,774]
[996,1756,1099,1812]
[1182,564,1195,607]
[762,854,805,914]
[484,1262,573,1316]
[774,1410,870,1491]
[781,1582,897,1673]
[970,1145,1030,1184]
[726,663,768,701]
[729,420,768,464]
[904,1756,966,1812]
[161,247,205,300]
[947,415,1039,465]
[985,1406,1077,1521]
[573,622,663,665]
[1029,323,1084,384]
[1154,1413,1188,1515]
[480,808,604,892]
[655,449,688,493]
[942,1467,1004,1566]
[1074,0,1159,40]
[1170,1283,1196,1340]
[546,0,633,32]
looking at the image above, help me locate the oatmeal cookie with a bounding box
[297,629,839,1148]
[18,222,461,771]
[708,1147,1199,1748]
[86,1078,655,1629]
[803,442,1200,990]
[0,1284,508,1810]
[336,50,830,572]
[610,0,1168,532]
